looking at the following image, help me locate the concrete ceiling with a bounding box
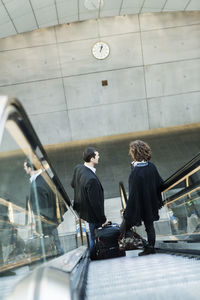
[0,0,200,39]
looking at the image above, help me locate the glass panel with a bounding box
[159,168,200,241]
[0,103,79,300]
[0,126,30,272]
[163,180,186,202]
[189,169,200,186]
[186,188,200,236]
[0,120,74,275]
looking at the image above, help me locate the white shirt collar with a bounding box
[30,169,42,182]
[132,160,147,167]
[84,162,96,173]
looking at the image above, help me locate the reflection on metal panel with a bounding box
[0,97,80,291]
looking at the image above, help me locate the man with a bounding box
[71,147,108,259]
[24,158,64,255]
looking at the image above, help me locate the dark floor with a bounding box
[45,125,200,200]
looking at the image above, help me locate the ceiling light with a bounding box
[84,0,104,11]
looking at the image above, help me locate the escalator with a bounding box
[85,163,200,300]
[1,96,200,300]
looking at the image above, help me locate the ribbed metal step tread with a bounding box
[85,250,200,300]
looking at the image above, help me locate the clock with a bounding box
[92,41,110,60]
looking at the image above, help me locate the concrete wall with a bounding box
[0,11,200,146]
[46,124,200,200]
[1,124,200,202]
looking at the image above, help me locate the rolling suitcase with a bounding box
[95,223,125,259]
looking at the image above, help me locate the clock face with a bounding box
[92,42,110,60]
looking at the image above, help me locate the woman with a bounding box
[123,140,164,256]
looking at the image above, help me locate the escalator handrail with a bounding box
[162,151,200,192]
[119,181,128,210]
[164,179,200,204]
[0,96,73,210]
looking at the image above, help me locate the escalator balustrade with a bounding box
[0,96,87,299]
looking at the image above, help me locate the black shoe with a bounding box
[138,247,156,256]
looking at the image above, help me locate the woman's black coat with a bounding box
[124,162,163,226]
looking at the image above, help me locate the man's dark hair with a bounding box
[24,158,37,170]
[83,147,97,162]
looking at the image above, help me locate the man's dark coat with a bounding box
[124,162,163,226]
[71,164,106,224]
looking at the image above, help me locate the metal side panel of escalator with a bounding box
[0,96,88,300]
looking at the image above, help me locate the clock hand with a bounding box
[100,45,103,52]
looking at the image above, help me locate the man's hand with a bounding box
[102,219,110,227]
[120,208,125,217]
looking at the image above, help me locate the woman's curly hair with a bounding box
[129,140,151,161]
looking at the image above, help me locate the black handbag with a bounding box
[95,223,120,248]
[118,227,146,251]
[95,223,125,259]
